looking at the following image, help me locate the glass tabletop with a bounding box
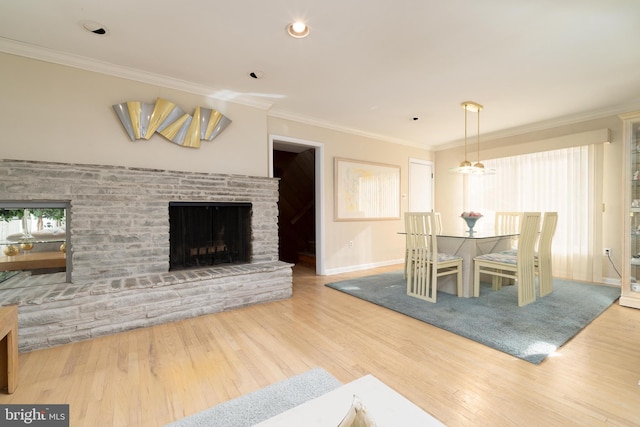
[437,230,518,239]
[1,239,66,245]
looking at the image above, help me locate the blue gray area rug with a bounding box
[326,271,620,364]
[165,367,341,427]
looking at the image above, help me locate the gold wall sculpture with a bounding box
[113,98,232,148]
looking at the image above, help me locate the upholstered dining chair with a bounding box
[403,211,443,279]
[405,212,462,303]
[473,212,541,306]
[499,212,559,297]
[493,211,522,285]
[535,212,558,297]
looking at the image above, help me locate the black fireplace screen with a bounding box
[169,202,251,270]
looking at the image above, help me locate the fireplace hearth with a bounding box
[169,202,251,270]
[0,159,292,352]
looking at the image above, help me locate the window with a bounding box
[466,145,596,281]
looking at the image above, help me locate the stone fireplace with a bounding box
[0,159,292,352]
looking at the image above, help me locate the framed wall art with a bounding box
[334,158,401,221]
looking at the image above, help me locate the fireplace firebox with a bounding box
[169,202,252,271]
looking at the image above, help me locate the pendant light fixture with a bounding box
[450,101,495,175]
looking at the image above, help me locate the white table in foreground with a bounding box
[437,230,517,297]
[255,374,444,427]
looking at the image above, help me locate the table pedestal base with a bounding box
[437,235,514,297]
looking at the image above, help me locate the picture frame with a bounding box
[334,157,401,221]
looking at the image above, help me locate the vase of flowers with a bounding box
[460,211,483,233]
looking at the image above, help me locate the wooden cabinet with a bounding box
[0,305,18,394]
[621,111,640,309]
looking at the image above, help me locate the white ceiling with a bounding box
[2,0,640,149]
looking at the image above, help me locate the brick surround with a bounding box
[0,159,292,352]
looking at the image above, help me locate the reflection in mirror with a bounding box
[0,201,70,287]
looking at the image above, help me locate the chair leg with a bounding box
[473,263,480,297]
[403,249,408,279]
[492,275,502,291]
[518,272,536,307]
[429,267,437,303]
[538,270,553,297]
[538,265,553,297]
[406,259,413,294]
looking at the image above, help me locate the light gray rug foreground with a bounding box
[326,271,620,364]
[165,367,341,427]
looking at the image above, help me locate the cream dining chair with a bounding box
[535,212,558,297]
[494,211,522,285]
[473,212,541,306]
[405,212,462,303]
[498,211,559,297]
[495,211,522,249]
[403,211,443,279]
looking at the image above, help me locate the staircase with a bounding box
[274,149,316,266]
[297,240,316,268]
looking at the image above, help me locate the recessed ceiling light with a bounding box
[287,21,309,38]
[81,20,109,36]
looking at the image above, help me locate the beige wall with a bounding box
[0,53,268,176]
[268,118,433,274]
[1,52,435,275]
[4,51,625,279]
[434,117,624,282]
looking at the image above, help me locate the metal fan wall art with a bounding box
[113,98,231,148]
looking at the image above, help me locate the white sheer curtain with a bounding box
[466,145,596,281]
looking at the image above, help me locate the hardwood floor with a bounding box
[1,264,639,426]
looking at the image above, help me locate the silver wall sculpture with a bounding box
[113,98,232,148]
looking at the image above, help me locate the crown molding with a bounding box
[0,37,273,111]
[1,37,422,148]
[267,109,426,149]
[4,37,640,151]
[434,100,640,151]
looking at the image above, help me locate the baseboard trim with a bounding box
[620,295,640,309]
[323,259,404,276]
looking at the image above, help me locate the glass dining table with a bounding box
[435,230,518,297]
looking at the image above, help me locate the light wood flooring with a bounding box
[1,264,639,426]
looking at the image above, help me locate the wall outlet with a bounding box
[348,240,353,248]
[604,248,611,256]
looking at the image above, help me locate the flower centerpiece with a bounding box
[460,211,483,232]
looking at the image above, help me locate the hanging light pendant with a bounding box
[450,101,495,175]
[450,102,475,174]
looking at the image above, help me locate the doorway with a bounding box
[270,135,325,275]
